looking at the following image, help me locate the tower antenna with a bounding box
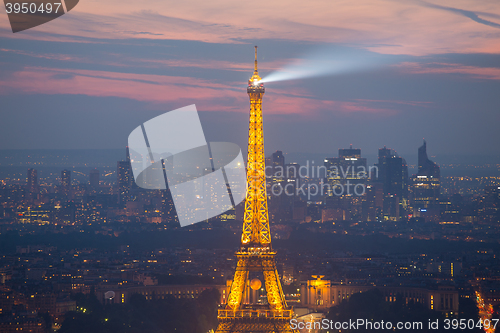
[254,45,258,74]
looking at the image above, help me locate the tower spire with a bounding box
[254,45,258,75]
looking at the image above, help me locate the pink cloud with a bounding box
[261,94,399,116]
[1,0,500,56]
[0,67,242,103]
[111,56,287,73]
[0,47,288,74]
[0,66,401,116]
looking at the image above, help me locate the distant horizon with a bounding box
[1,148,499,174]
[2,147,500,158]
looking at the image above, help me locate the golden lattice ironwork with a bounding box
[215,321,297,333]
[242,45,270,248]
[215,46,297,333]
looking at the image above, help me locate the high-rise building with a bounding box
[271,150,284,168]
[285,162,300,197]
[376,147,409,221]
[61,169,71,196]
[482,186,500,224]
[117,147,133,204]
[267,151,286,222]
[324,145,367,196]
[362,182,383,222]
[266,151,302,222]
[27,168,38,193]
[89,169,100,189]
[267,150,286,188]
[411,140,440,222]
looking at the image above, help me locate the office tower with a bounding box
[117,161,131,203]
[280,162,302,222]
[418,141,440,177]
[285,162,300,196]
[267,153,300,192]
[61,169,71,196]
[117,148,133,204]
[482,186,500,224]
[411,140,440,222]
[267,150,286,185]
[324,145,367,196]
[216,47,296,333]
[267,151,285,222]
[271,150,284,169]
[267,151,285,191]
[267,151,301,222]
[377,147,409,221]
[27,168,38,193]
[89,169,100,189]
[362,182,384,222]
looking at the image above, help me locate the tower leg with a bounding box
[226,258,249,310]
[262,259,286,311]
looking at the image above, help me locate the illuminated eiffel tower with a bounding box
[215,47,298,333]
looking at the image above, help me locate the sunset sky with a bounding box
[1,0,499,158]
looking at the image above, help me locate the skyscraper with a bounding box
[267,150,286,191]
[411,140,440,222]
[27,168,38,193]
[362,182,384,222]
[117,147,133,204]
[482,186,500,224]
[61,169,71,196]
[267,151,286,222]
[324,145,367,196]
[266,151,301,222]
[89,169,100,189]
[377,147,409,221]
[271,150,284,168]
[285,162,300,196]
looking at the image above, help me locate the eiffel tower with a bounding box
[215,47,298,333]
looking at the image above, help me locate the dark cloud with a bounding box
[420,1,500,29]
[51,73,75,80]
[123,31,164,36]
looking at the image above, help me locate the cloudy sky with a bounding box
[1,0,499,159]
